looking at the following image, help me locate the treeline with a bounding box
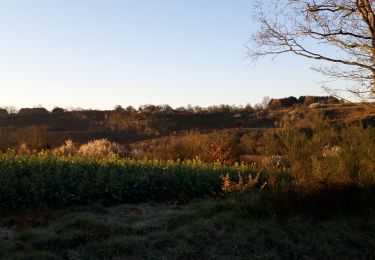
[0,104,256,116]
[0,95,353,152]
[0,103,275,151]
[0,95,344,116]
[268,96,341,109]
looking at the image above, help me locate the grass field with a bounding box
[1,150,375,259]
[1,197,375,259]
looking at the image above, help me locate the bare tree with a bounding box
[249,0,375,101]
[261,96,271,110]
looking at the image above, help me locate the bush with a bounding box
[133,131,240,164]
[221,172,265,194]
[53,139,78,156]
[239,131,259,154]
[78,139,125,158]
[206,131,239,164]
[140,131,209,161]
[257,114,375,191]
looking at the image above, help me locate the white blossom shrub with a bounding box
[53,139,78,156]
[77,139,124,157]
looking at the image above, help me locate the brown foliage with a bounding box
[11,125,50,150]
[131,130,240,164]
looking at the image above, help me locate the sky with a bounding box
[0,0,329,110]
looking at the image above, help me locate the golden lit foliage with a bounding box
[221,172,265,194]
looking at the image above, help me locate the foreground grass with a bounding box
[1,197,375,259]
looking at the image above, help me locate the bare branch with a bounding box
[249,0,375,101]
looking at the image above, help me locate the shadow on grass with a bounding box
[1,191,375,259]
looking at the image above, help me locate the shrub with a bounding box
[239,131,259,154]
[257,114,375,191]
[221,172,265,194]
[133,131,240,164]
[78,139,125,158]
[53,139,78,156]
[339,125,375,186]
[207,131,239,164]
[131,131,208,161]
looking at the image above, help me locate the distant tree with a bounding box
[18,107,49,115]
[175,106,187,112]
[193,105,204,113]
[299,96,341,106]
[268,96,298,108]
[159,104,173,112]
[249,0,375,101]
[125,106,137,113]
[253,103,263,110]
[219,104,232,112]
[261,96,271,110]
[139,104,157,113]
[268,99,282,109]
[0,108,8,116]
[3,106,17,114]
[51,107,65,113]
[244,103,254,112]
[186,104,193,112]
[114,105,125,112]
[281,96,299,107]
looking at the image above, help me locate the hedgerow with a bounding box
[0,152,258,210]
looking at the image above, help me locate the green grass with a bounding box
[1,197,375,259]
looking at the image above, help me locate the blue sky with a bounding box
[0,0,327,110]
